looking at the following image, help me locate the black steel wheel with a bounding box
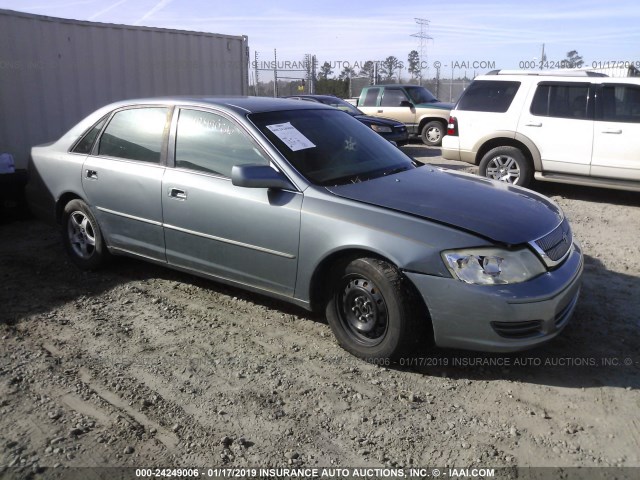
[326,257,425,360]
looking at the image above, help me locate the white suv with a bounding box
[442,70,640,191]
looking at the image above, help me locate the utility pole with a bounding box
[273,48,278,98]
[540,43,546,69]
[411,18,433,86]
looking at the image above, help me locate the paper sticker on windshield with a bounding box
[266,122,316,151]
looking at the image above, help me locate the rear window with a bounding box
[457,81,520,112]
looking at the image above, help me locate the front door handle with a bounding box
[602,129,622,134]
[168,188,187,200]
[86,169,98,179]
[525,122,542,127]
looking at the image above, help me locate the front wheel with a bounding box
[479,146,533,187]
[420,121,445,146]
[61,199,109,270]
[325,257,425,360]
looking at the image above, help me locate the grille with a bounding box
[535,218,572,263]
[491,320,543,339]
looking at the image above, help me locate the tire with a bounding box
[479,146,533,188]
[61,199,109,270]
[325,257,426,361]
[420,120,445,146]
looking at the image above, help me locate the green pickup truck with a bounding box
[357,85,453,146]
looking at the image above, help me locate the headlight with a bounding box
[442,247,546,285]
[371,124,393,133]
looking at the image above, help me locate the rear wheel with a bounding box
[479,146,533,187]
[326,257,425,360]
[61,199,109,270]
[420,120,445,146]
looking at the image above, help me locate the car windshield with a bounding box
[316,97,362,115]
[250,109,415,186]
[405,86,438,104]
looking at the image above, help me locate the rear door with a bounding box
[82,106,170,261]
[591,83,640,181]
[161,107,302,296]
[375,88,417,131]
[518,81,593,175]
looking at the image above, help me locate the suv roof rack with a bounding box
[486,69,608,77]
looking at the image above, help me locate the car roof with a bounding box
[475,72,640,85]
[100,96,331,115]
[284,94,341,101]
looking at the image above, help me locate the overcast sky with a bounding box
[2,0,640,76]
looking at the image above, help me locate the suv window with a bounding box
[362,88,380,106]
[98,107,169,162]
[530,83,590,119]
[71,116,107,154]
[599,84,640,123]
[175,109,269,177]
[381,89,408,107]
[457,81,520,112]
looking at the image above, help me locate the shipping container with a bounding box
[0,8,249,171]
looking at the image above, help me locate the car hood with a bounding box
[353,114,404,127]
[326,166,563,245]
[416,101,454,110]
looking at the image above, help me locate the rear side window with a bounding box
[362,88,380,106]
[71,116,107,154]
[530,83,590,119]
[599,84,640,123]
[98,107,169,163]
[380,89,408,107]
[457,81,520,112]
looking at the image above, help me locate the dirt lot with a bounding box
[1,145,639,478]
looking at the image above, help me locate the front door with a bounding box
[161,107,301,296]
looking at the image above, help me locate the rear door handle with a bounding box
[377,110,383,113]
[85,169,98,179]
[525,122,542,127]
[168,188,187,200]
[602,129,622,134]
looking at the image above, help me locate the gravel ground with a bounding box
[1,144,639,478]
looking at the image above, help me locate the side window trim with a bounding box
[94,105,173,165]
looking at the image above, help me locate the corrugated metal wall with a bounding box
[0,9,249,169]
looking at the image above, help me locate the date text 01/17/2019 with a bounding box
[519,60,640,70]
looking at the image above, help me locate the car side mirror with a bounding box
[231,164,295,190]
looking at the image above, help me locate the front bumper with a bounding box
[405,242,583,352]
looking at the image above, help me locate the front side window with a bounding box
[457,81,520,113]
[405,86,438,104]
[599,85,640,123]
[530,83,590,119]
[175,109,269,177]
[98,107,169,163]
[381,89,409,107]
